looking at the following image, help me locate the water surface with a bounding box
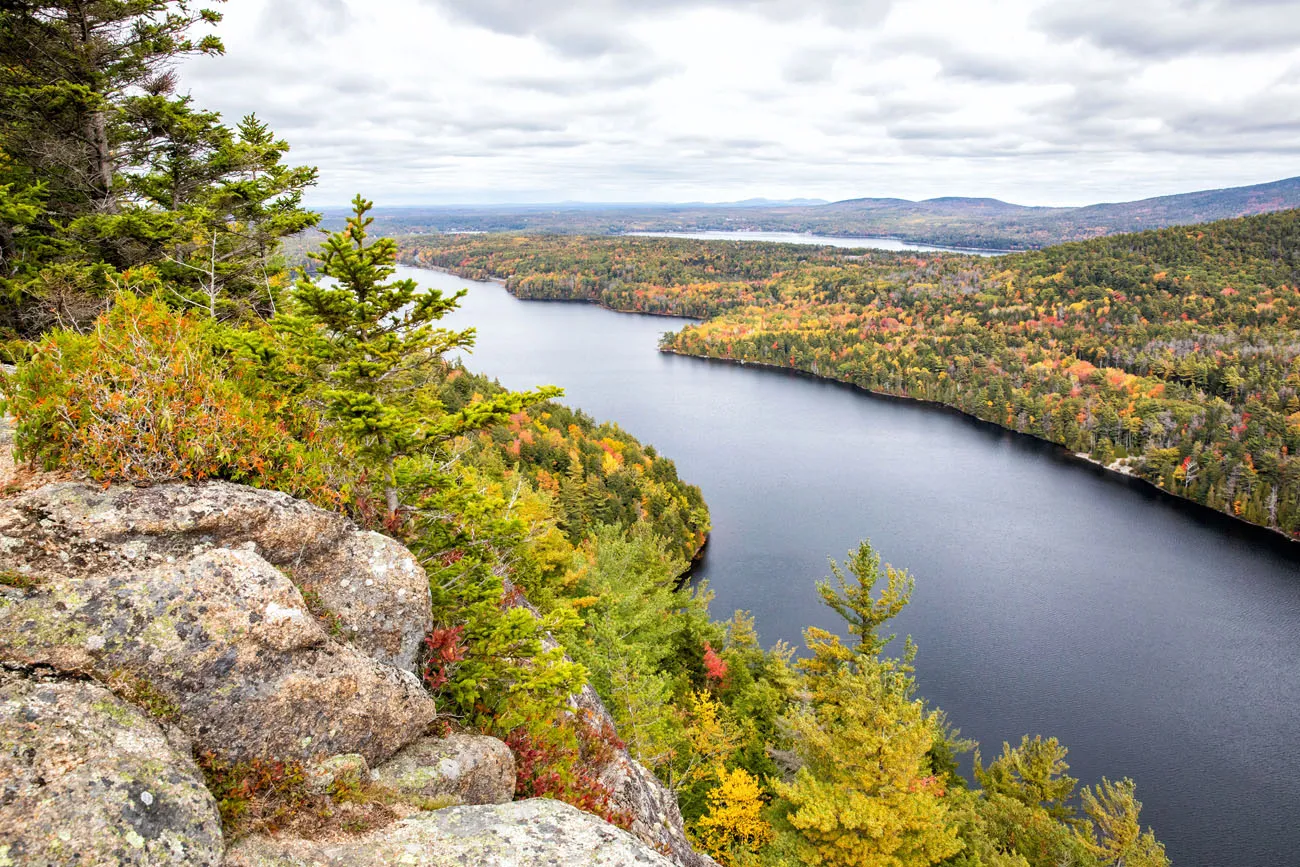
[626,230,1008,256]
[419,265,1300,867]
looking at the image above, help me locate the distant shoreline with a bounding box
[621,230,1016,256]
[405,263,703,323]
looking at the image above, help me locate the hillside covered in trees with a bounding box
[0,4,1170,867]
[366,175,1300,251]
[404,210,1300,540]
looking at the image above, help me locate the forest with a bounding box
[405,213,1300,540]
[0,3,1168,867]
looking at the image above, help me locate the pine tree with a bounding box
[774,662,963,867]
[974,736,1078,823]
[282,195,558,518]
[1076,779,1169,867]
[0,1,226,222]
[773,541,963,867]
[0,1,317,334]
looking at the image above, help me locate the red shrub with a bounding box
[505,713,632,830]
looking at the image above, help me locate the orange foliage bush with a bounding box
[3,293,349,506]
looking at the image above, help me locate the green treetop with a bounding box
[282,195,559,519]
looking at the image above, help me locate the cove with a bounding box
[416,265,1300,867]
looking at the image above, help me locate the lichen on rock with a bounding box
[0,543,436,766]
[371,732,516,807]
[0,481,432,674]
[0,669,224,866]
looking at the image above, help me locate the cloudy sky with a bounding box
[179,0,1300,207]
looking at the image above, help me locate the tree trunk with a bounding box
[0,223,16,278]
[88,108,116,213]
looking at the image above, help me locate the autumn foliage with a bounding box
[406,213,1300,537]
[3,293,347,506]
[692,765,774,865]
[505,713,633,830]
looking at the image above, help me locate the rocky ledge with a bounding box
[225,799,674,867]
[0,669,225,866]
[0,477,714,866]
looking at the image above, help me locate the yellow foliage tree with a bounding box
[774,663,963,867]
[773,542,964,867]
[693,765,775,865]
[1075,778,1169,867]
[667,690,743,793]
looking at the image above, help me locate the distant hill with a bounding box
[342,176,1300,251]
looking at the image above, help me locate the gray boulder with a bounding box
[0,544,436,766]
[372,732,516,807]
[223,798,674,866]
[0,481,431,673]
[0,669,224,866]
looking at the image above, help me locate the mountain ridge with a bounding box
[347,176,1300,250]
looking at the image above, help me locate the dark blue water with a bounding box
[417,265,1300,867]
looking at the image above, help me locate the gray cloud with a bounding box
[426,0,892,56]
[259,0,352,43]
[1034,0,1300,57]
[496,60,682,95]
[178,0,1300,207]
[940,52,1032,84]
[783,48,839,84]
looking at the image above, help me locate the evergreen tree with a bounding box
[0,0,316,334]
[282,195,558,518]
[1076,779,1169,867]
[974,736,1078,823]
[0,0,225,222]
[773,541,963,867]
[774,662,963,867]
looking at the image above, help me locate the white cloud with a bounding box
[179,0,1300,206]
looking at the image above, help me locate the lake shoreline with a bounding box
[414,259,1300,550]
[408,262,705,322]
[413,261,1300,866]
[660,348,1300,553]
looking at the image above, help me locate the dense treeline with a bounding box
[438,366,709,564]
[403,213,1300,538]
[2,5,1168,867]
[400,233,842,318]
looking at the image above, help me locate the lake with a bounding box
[626,230,1009,256]
[418,265,1300,867]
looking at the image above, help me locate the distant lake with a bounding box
[626,230,1008,256]
[420,264,1300,867]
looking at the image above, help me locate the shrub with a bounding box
[3,292,349,506]
[195,752,398,840]
[505,711,633,830]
